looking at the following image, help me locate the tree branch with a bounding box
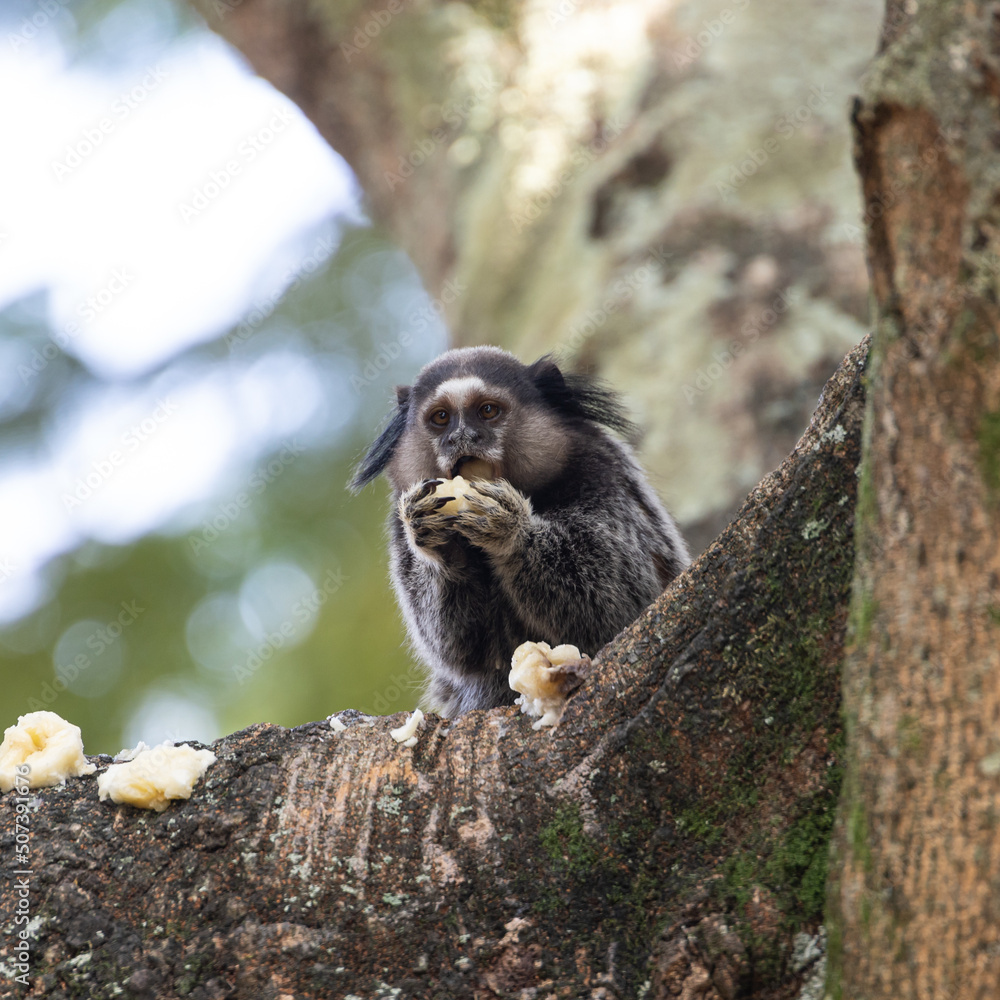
[1,337,867,999]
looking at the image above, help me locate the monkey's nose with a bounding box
[446,427,480,446]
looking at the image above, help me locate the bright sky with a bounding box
[0,6,363,627]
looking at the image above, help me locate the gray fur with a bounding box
[352,346,690,717]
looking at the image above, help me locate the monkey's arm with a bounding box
[390,499,531,714]
[451,480,666,652]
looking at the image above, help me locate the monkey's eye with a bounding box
[479,402,502,420]
[429,409,450,427]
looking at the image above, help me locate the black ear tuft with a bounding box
[348,386,410,492]
[528,356,639,441]
[527,357,568,399]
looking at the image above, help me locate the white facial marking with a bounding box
[432,376,488,410]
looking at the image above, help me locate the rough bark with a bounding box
[0,339,867,998]
[827,2,1000,997]
[193,0,878,551]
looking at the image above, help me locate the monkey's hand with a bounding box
[450,479,531,557]
[399,479,457,558]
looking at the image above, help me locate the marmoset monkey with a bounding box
[350,347,689,716]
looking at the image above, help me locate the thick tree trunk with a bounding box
[827,2,1000,997]
[0,339,866,998]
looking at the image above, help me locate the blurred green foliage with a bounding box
[0,0,453,754]
[0,219,444,755]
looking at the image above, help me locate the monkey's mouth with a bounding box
[452,456,497,480]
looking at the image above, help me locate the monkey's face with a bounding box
[390,374,515,488]
[386,350,572,495]
[419,374,510,481]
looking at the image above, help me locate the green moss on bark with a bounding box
[978,410,1000,502]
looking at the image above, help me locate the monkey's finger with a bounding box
[459,484,499,504]
[413,513,459,536]
[450,514,495,540]
[458,492,503,516]
[415,479,445,499]
[470,477,517,494]
[410,494,453,511]
[422,496,454,512]
[468,480,523,509]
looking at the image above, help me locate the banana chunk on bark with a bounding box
[97,743,216,812]
[0,711,96,792]
[509,641,592,730]
[389,708,425,748]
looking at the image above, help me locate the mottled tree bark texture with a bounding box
[0,338,864,998]
[827,2,1000,998]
